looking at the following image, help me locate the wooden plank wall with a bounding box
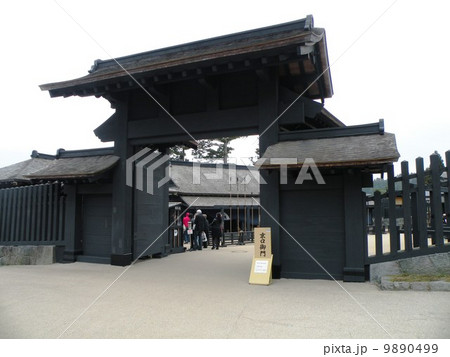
[366,151,450,264]
[0,182,65,244]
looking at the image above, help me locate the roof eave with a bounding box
[259,158,400,170]
[39,17,333,99]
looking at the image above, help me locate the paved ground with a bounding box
[0,243,449,339]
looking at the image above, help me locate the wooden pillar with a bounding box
[401,161,412,251]
[110,95,134,266]
[343,169,366,282]
[430,153,443,246]
[374,190,383,256]
[62,185,81,262]
[258,68,280,278]
[387,164,399,253]
[445,151,450,217]
[415,157,428,248]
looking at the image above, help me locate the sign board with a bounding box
[249,256,273,285]
[253,227,272,258]
[249,227,273,285]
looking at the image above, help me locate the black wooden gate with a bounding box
[0,182,65,245]
[81,194,112,259]
[280,175,346,279]
[366,151,450,265]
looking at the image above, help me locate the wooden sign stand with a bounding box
[249,227,273,285]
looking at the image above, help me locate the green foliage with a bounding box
[192,137,239,164]
[169,146,187,161]
[250,146,260,165]
[373,178,388,194]
[424,150,446,187]
[363,177,387,196]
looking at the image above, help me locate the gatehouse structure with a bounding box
[35,16,402,280]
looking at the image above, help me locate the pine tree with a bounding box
[169,145,187,161]
[250,146,260,165]
[192,137,239,164]
[424,150,445,187]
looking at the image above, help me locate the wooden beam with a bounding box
[128,106,259,141]
[278,120,384,141]
[278,85,323,118]
[146,85,166,98]
[277,100,304,125]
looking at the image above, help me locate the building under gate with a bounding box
[37,16,400,281]
[0,150,260,262]
[169,160,261,233]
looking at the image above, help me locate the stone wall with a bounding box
[370,252,450,283]
[0,245,55,265]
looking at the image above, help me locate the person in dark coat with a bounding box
[193,209,208,250]
[210,212,222,250]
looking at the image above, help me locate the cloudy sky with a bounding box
[1,0,448,173]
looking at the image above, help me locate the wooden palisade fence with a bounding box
[366,151,450,264]
[0,182,65,245]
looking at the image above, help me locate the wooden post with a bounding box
[63,185,78,262]
[401,161,412,251]
[387,164,399,254]
[11,188,18,242]
[24,187,31,242]
[42,184,48,242]
[411,191,419,247]
[47,184,53,241]
[0,189,3,241]
[445,151,450,216]
[52,183,59,242]
[111,95,133,266]
[374,191,383,256]
[58,191,65,243]
[0,189,5,242]
[430,153,443,246]
[4,189,12,241]
[36,185,43,243]
[415,157,428,248]
[258,67,280,278]
[16,188,23,242]
[30,186,37,242]
[229,204,232,233]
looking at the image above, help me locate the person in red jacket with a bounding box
[182,212,191,244]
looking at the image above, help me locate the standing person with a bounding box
[202,213,210,248]
[193,209,208,250]
[190,211,198,251]
[210,212,222,250]
[182,212,191,244]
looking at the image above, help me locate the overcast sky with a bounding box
[1,0,449,173]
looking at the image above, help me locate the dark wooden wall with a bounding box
[0,182,64,247]
[280,174,345,279]
[133,157,169,258]
[366,151,450,266]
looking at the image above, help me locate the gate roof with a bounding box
[40,16,333,101]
